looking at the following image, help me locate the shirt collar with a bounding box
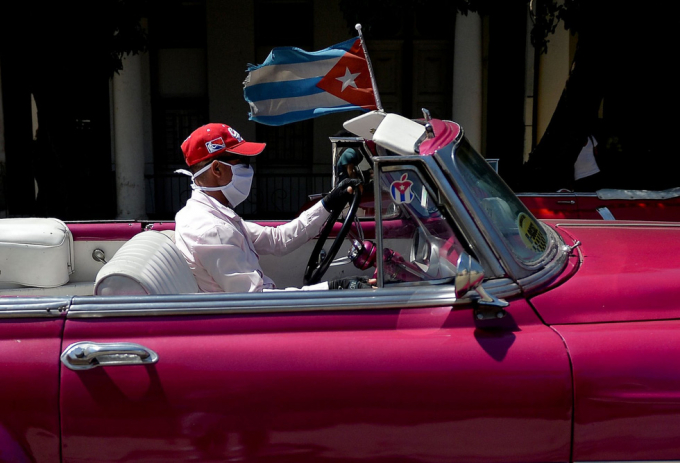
[191,189,240,220]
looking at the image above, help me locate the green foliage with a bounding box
[105,0,150,75]
[529,0,583,54]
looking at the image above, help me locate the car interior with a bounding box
[0,113,477,299]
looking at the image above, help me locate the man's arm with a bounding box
[244,200,331,257]
[245,178,361,256]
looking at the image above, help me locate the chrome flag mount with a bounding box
[244,26,380,126]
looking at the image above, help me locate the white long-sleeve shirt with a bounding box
[175,190,330,292]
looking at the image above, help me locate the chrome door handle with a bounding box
[556,200,576,205]
[60,341,159,371]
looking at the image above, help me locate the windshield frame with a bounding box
[433,134,564,280]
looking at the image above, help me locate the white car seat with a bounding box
[0,218,74,288]
[94,230,198,296]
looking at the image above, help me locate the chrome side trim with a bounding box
[69,287,460,318]
[0,297,70,318]
[374,160,386,288]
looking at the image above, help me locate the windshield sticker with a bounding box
[390,174,414,204]
[518,212,547,253]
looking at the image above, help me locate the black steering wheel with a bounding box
[303,187,362,285]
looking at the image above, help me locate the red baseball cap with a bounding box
[181,123,266,166]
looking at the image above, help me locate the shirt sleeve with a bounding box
[243,200,331,256]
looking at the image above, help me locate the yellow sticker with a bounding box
[517,212,547,253]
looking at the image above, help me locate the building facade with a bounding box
[0,1,572,220]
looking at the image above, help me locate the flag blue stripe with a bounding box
[243,36,373,126]
[244,77,325,103]
[247,37,357,70]
[249,104,368,126]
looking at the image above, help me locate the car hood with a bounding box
[530,221,680,325]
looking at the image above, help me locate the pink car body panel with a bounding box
[0,317,64,462]
[555,321,680,462]
[530,221,680,324]
[528,220,680,460]
[60,299,571,462]
[69,222,144,241]
[575,195,680,220]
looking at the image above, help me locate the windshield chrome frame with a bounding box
[329,136,374,188]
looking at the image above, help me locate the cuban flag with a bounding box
[390,174,414,204]
[244,37,378,126]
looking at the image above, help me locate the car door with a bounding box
[59,291,572,463]
[0,297,67,462]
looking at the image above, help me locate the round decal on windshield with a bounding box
[390,174,414,204]
[517,212,547,253]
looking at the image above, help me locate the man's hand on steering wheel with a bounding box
[322,178,362,212]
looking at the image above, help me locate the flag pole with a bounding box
[355,23,383,112]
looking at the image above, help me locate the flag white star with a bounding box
[336,67,360,92]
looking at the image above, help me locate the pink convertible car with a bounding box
[1,110,679,462]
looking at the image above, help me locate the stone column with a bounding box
[452,11,483,153]
[113,53,147,219]
[536,26,571,141]
[0,63,5,164]
[0,63,5,217]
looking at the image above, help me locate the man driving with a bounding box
[175,123,372,292]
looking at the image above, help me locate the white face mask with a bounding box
[176,161,254,208]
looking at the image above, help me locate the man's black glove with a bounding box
[322,178,362,212]
[328,276,372,290]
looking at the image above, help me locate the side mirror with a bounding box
[454,252,484,298]
[455,252,509,319]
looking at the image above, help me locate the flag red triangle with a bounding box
[317,39,377,110]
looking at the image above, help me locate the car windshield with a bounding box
[450,137,549,264]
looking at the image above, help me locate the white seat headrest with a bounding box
[94,230,198,296]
